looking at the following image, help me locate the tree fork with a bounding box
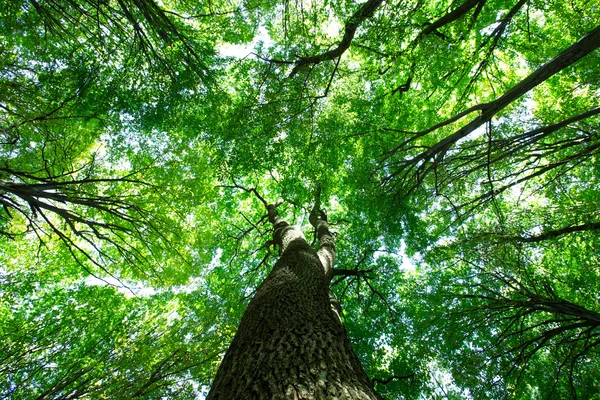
[207,193,380,399]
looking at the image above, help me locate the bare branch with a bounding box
[420,0,486,38]
[372,373,415,385]
[262,0,384,77]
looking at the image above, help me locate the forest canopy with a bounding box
[1,0,599,398]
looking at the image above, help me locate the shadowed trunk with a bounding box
[207,204,380,399]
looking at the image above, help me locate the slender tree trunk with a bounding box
[207,205,380,399]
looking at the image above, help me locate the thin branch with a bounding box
[273,0,384,77]
[514,222,600,243]
[372,373,415,385]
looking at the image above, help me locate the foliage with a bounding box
[1,0,599,398]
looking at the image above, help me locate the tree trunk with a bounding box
[207,205,380,399]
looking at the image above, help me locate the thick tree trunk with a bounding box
[207,206,379,399]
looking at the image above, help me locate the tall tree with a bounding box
[208,188,380,399]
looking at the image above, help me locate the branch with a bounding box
[440,106,600,184]
[514,222,600,243]
[420,0,486,38]
[221,179,269,209]
[333,268,374,277]
[309,182,323,228]
[288,0,384,76]
[383,23,600,196]
[372,373,415,385]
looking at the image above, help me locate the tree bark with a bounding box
[207,205,379,399]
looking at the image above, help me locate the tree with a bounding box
[208,187,380,399]
[408,223,600,398]
[0,271,224,399]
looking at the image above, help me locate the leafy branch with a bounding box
[381,24,600,198]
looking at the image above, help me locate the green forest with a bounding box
[1,0,599,398]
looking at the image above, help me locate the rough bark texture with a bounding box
[207,208,379,399]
